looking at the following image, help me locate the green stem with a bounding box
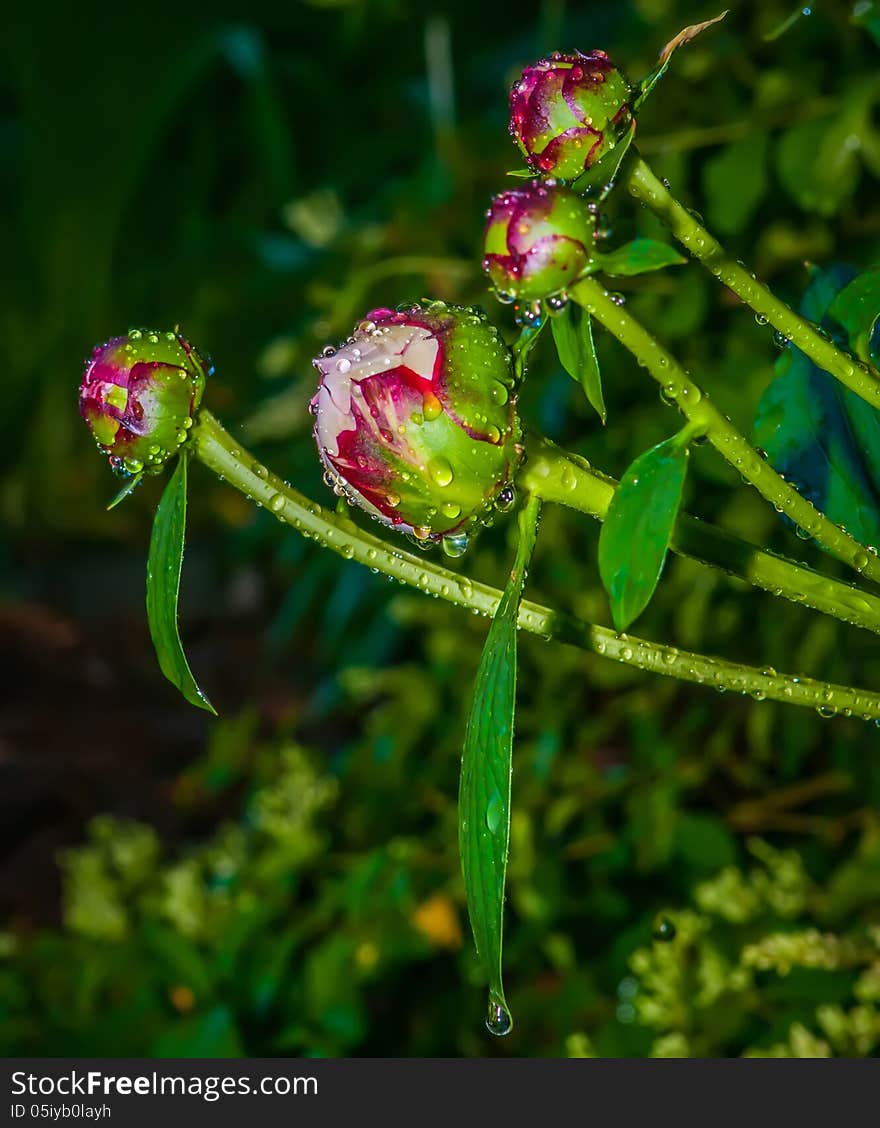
[625,155,880,409]
[192,410,880,721]
[522,435,880,638]
[570,276,880,585]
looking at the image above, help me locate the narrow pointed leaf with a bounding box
[636,11,728,108]
[459,496,541,1033]
[106,471,144,510]
[146,455,216,714]
[512,318,547,381]
[599,435,689,631]
[551,302,606,423]
[594,239,686,277]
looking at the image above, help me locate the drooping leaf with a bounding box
[753,264,880,549]
[146,454,216,714]
[598,434,689,631]
[594,238,686,277]
[702,131,769,235]
[635,11,728,108]
[459,495,541,1035]
[551,301,606,423]
[829,267,880,364]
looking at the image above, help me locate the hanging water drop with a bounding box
[486,995,513,1037]
[442,532,470,558]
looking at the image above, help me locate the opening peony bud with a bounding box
[311,302,521,546]
[510,50,633,180]
[79,329,209,476]
[483,181,594,302]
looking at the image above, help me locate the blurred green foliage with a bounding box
[3,0,880,1056]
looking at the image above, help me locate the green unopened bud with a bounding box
[510,51,633,180]
[482,181,594,302]
[79,329,209,476]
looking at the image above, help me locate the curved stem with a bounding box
[191,410,880,721]
[570,276,880,586]
[522,435,880,637]
[625,155,880,408]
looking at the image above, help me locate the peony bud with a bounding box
[510,51,632,180]
[482,181,594,302]
[79,329,209,475]
[311,302,520,548]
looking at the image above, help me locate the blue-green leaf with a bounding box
[754,265,880,550]
[459,496,540,1036]
[551,301,606,423]
[598,435,689,631]
[594,238,686,277]
[146,455,216,714]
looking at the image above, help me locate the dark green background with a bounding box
[2,0,880,1057]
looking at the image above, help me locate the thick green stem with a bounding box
[522,436,880,637]
[570,276,880,586]
[625,155,880,408]
[191,410,880,721]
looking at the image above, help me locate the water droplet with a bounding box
[495,290,516,305]
[269,493,285,513]
[423,392,443,421]
[442,532,470,558]
[496,484,516,511]
[652,915,676,942]
[428,456,454,487]
[486,790,504,834]
[486,996,513,1037]
[336,357,352,374]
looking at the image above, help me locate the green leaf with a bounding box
[702,131,769,235]
[146,455,216,714]
[635,12,728,108]
[598,435,689,631]
[594,239,686,277]
[829,267,880,364]
[512,317,547,381]
[551,302,606,423]
[754,265,880,549]
[106,471,144,511]
[459,495,541,1035]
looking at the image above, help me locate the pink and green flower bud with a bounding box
[510,50,632,180]
[311,302,520,547]
[79,329,209,475]
[482,181,594,302]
